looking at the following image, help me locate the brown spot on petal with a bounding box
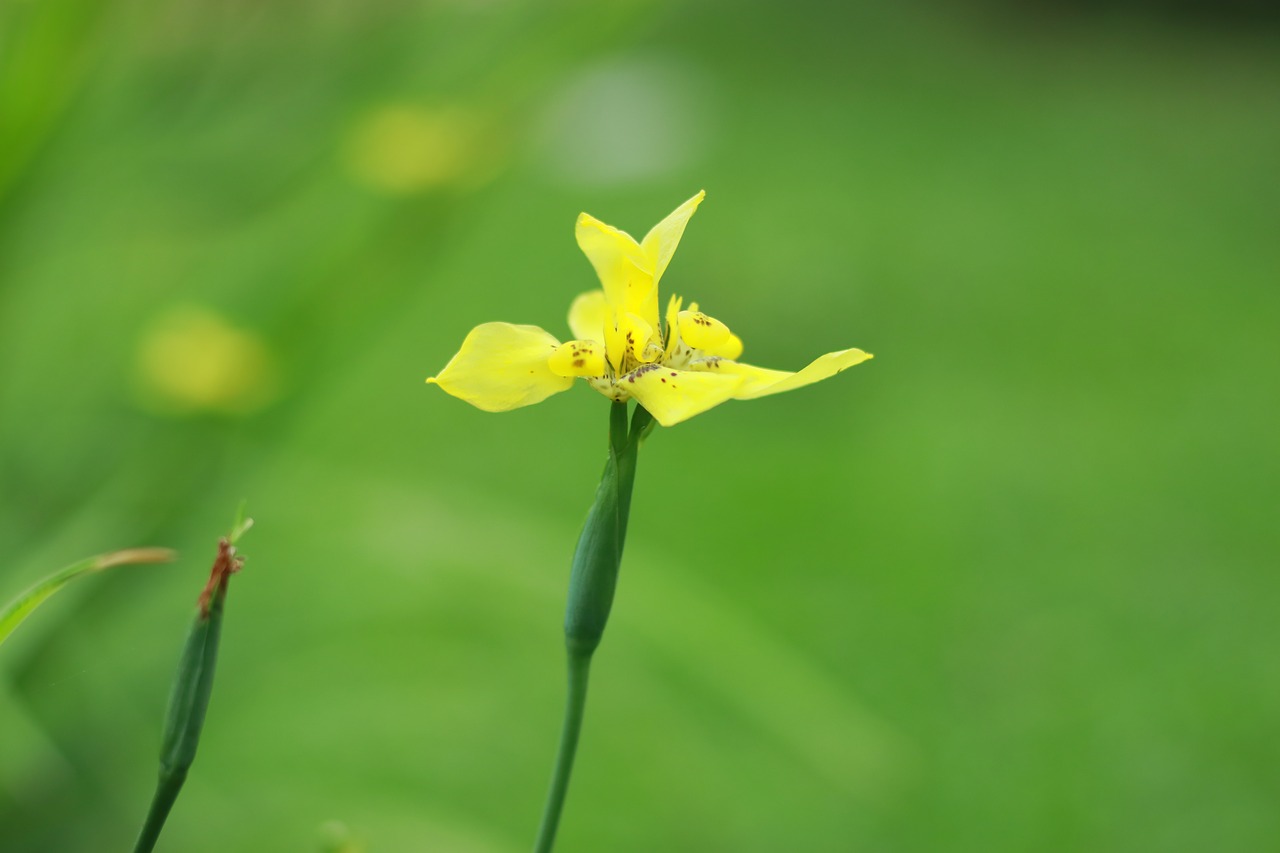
[628,364,662,383]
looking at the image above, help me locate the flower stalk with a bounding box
[534,401,651,852]
[423,191,872,851]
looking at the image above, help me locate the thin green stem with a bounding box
[132,771,186,853]
[533,652,592,853]
[534,402,650,852]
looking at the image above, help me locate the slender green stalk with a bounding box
[534,403,650,853]
[533,653,591,853]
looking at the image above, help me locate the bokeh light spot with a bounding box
[135,306,278,416]
[345,104,497,194]
[534,56,714,187]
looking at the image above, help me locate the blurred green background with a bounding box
[2,0,1278,850]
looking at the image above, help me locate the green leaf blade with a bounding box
[0,548,175,648]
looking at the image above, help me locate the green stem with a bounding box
[533,402,650,852]
[532,652,591,853]
[132,771,186,853]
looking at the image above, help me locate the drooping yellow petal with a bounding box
[548,340,607,378]
[568,290,608,342]
[427,322,571,412]
[621,363,744,427]
[690,349,873,400]
[575,213,649,308]
[640,190,705,288]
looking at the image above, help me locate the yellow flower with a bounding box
[135,306,278,416]
[427,191,872,426]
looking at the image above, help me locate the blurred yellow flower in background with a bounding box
[135,306,278,416]
[345,104,502,194]
[428,191,872,426]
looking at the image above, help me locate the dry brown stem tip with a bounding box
[196,537,245,617]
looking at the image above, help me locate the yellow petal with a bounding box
[624,312,657,362]
[714,332,744,360]
[602,309,659,373]
[691,349,873,400]
[575,212,649,308]
[427,322,572,412]
[665,294,683,330]
[677,309,732,351]
[662,294,684,358]
[568,290,608,341]
[621,363,744,427]
[627,275,660,334]
[640,190,705,288]
[548,339,607,378]
[601,309,621,374]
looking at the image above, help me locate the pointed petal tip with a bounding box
[836,349,873,372]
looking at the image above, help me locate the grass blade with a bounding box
[0,548,175,647]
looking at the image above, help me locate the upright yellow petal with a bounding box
[427,322,572,412]
[568,290,608,341]
[575,213,649,307]
[663,294,684,358]
[690,349,873,400]
[665,294,683,330]
[640,190,705,288]
[622,363,744,427]
[602,309,661,373]
[623,312,657,362]
[627,275,660,334]
[603,309,625,374]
